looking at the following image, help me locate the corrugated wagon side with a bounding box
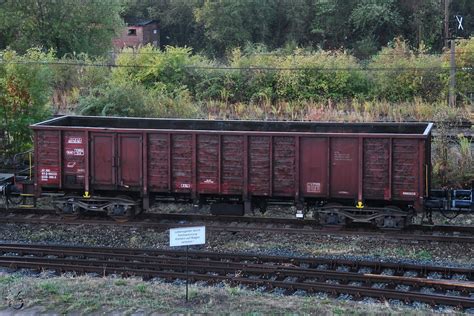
[31,116,432,227]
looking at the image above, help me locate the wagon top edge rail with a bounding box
[31,115,433,136]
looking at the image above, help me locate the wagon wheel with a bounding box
[56,199,82,221]
[108,195,136,222]
[318,203,346,226]
[374,205,405,229]
[134,203,143,216]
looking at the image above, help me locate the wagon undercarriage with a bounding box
[314,204,413,229]
[54,195,140,221]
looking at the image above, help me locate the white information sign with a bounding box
[169,226,206,247]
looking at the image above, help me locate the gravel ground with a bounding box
[0,221,472,267]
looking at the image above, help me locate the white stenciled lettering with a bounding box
[67,137,83,144]
[334,151,352,161]
[73,148,84,156]
[40,168,58,181]
[307,182,321,193]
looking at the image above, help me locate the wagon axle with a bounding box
[314,204,413,229]
[53,195,139,221]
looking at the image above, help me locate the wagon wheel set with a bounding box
[313,203,412,229]
[54,195,141,222]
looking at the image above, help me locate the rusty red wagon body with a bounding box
[32,116,433,227]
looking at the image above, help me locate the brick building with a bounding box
[112,20,159,50]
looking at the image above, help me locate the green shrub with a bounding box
[442,37,474,104]
[0,48,54,153]
[78,82,150,117]
[368,38,446,102]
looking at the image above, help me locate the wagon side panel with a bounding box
[392,138,420,201]
[197,134,219,193]
[171,134,193,193]
[90,133,115,187]
[299,137,328,197]
[36,130,61,188]
[117,134,142,188]
[249,136,271,196]
[330,137,359,199]
[221,135,244,195]
[148,133,170,192]
[363,138,390,200]
[272,136,296,197]
[62,131,86,188]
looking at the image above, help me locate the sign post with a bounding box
[169,226,206,301]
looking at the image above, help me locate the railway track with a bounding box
[0,243,472,308]
[1,207,473,243]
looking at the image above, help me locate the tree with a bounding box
[0,0,124,57]
[311,0,358,49]
[350,0,403,46]
[194,0,275,56]
[0,48,54,153]
[396,0,443,51]
[265,0,318,48]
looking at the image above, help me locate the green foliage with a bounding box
[39,281,59,295]
[183,46,369,104]
[114,279,127,286]
[123,0,473,57]
[398,0,444,50]
[135,283,147,294]
[0,0,124,57]
[0,48,54,153]
[1,0,472,58]
[78,82,150,117]
[368,38,446,102]
[112,46,205,91]
[194,0,275,56]
[350,0,403,46]
[79,46,203,118]
[445,38,474,104]
[432,120,474,188]
[415,250,432,260]
[77,38,473,118]
[78,80,202,119]
[50,54,112,112]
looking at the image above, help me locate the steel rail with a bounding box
[1,244,473,278]
[0,244,472,308]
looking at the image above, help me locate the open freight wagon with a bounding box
[32,116,433,227]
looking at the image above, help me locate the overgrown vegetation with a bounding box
[432,123,473,188]
[0,49,54,154]
[0,0,123,57]
[73,39,472,122]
